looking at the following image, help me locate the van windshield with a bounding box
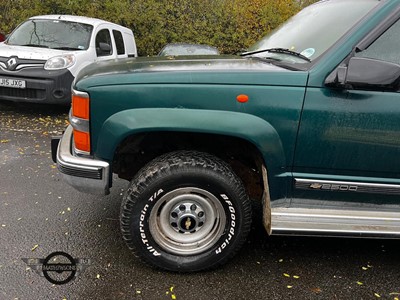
[7,19,93,50]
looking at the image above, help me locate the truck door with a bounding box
[293,15,400,208]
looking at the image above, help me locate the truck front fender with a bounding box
[96,108,286,174]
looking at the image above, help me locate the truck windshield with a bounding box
[246,0,379,63]
[7,19,93,50]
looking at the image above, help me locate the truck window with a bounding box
[96,29,113,57]
[113,30,125,55]
[356,18,400,65]
[247,0,379,63]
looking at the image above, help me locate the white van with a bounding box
[0,15,137,104]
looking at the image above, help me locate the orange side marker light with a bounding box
[237,94,249,103]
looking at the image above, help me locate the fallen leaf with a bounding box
[311,287,322,294]
[31,244,39,251]
[167,286,177,299]
[283,273,290,278]
[293,275,300,279]
[287,285,293,289]
[357,282,363,286]
[374,293,381,298]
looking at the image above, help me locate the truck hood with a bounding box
[0,43,70,60]
[75,56,309,89]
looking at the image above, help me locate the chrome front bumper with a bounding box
[56,125,111,195]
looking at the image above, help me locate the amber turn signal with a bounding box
[73,129,90,153]
[72,94,90,119]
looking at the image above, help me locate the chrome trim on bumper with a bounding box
[56,125,110,195]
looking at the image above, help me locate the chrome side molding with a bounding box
[271,207,400,238]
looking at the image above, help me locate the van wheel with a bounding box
[120,151,252,272]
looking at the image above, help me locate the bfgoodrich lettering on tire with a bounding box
[120,151,252,272]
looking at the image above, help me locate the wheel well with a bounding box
[113,132,264,200]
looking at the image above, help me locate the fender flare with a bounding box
[96,108,286,174]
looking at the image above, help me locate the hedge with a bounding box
[0,0,318,56]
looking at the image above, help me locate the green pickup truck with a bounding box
[53,0,400,272]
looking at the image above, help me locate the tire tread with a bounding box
[120,150,252,272]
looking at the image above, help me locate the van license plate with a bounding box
[0,78,26,89]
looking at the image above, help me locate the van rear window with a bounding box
[113,30,125,55]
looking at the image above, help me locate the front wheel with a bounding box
[120,151,252,272]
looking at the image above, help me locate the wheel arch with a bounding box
[96,108,286,173]
[98,108,282,227]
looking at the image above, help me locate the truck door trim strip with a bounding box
[295,178,400,195]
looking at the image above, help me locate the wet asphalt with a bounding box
[0,101,399,300]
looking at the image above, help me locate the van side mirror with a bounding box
[97,42,112,56]
[326,57,400,91]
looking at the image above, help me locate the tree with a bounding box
[0,0,316,56]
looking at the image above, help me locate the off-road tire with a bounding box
[120,151,252,272]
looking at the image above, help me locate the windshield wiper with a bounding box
[52,46,83,51]
[21,44,49,48]
[240,47,311,62]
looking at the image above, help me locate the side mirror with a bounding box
[326,57,400,91]
[97,42,112,56]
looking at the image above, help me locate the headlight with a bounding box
[44,54,76,70]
